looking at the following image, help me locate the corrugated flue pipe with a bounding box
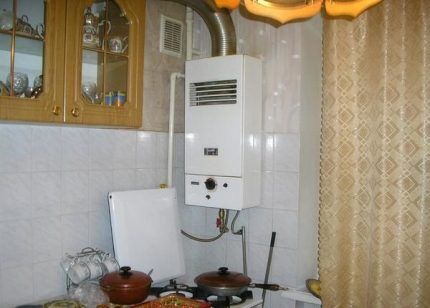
[161,0,236,56]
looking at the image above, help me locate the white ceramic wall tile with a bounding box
[135,168,159,189]
[89,170,113,212]
[0,173,32,221]
[32,217,62,263]
[271,247,297,287]
[180,205,207,237]
[113,169,136,191]
[273,171,299,210]
[174,133,185,168]
[32,172,62,218]
[247,243,269,282]
[272,210,298,249]
[61,171,89,214]
[261,171,274,209]
[274,134,300,172]
[61,127,89,171]
[0,265,34,306]
[31,126,62,172]
[157,168,168,187]
[0,220,33,269]
[205,239,227,270]
[181,238,207,284]
[113,130,137,169]
[89,129,115,170]
[173,167,185,204]
[226,240,246,273]
[61,213,89,255]
[33,260,65,301]
[0,124,32,173]
[156,132,168,169]
[136,131,157,169]
[182,237,206,265]
[89,210,113,254]
[263,134,275,171]
[269,292,296,308]
[248,208,273,245]
[0,269,2,304]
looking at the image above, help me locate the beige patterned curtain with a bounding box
[319,1,430,307]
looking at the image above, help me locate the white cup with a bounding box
[87,260,104,280]
[101,255,119,273]
[68,262,90,285]
[60,255,75,273]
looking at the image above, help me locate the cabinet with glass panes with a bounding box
[0,0,66,122]
[0,0,145,127]
[64,0,145,127]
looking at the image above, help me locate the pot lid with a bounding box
[194,267,251,288]
[100,266,152,290]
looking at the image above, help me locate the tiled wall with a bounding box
[0,124,169,306]
[178,10,323,308]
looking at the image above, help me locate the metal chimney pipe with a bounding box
[161,0,237,56]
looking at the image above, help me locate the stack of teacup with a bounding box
[60,247,119,289]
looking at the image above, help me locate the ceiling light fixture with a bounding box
[213,0,383,23]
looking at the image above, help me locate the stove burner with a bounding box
[160,290,194,298]
[152,280,196,299]
[207,294,246,306]
[163,283,192,291]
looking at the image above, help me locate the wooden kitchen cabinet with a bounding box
[64,0,145,127]
[0,0,66,123]
[0,0,145,127]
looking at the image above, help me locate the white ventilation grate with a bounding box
[190,80,238,106]
[160,15,183,58]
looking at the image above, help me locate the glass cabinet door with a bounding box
[65,0,145,127]
[81,0,129,107]
[0,0,44,98]
[0,0,66,122]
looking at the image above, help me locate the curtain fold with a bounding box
[319,1,430,307]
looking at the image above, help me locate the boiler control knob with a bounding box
[205,178,217,190]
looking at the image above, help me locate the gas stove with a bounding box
[149,282,262,308]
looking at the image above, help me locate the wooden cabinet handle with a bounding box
[52,105,61,116]
[71,107,80,117]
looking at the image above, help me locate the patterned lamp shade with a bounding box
[213,0,240,10]
[325,0,383,17]
[213,0,383,23]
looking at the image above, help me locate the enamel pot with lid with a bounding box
[100,266,152,305]
[194,267,286,297]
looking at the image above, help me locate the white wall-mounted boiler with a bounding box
[185,55,262,210]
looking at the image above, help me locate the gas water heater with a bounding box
[185,55,262,210]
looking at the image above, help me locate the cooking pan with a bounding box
[194,267,288,297]
[100,266,152,305]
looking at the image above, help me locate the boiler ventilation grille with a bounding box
[160,15,183,58]
[189,79,238,106]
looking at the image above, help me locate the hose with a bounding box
[181,209,230,242]
[230,210,242,235]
